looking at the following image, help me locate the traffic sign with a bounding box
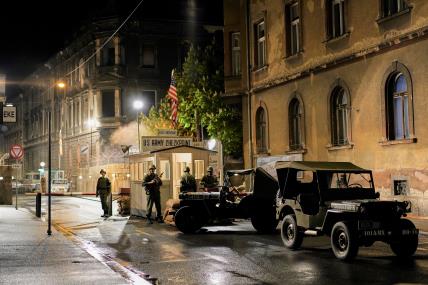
[9,144,24,160]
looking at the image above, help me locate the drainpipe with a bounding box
[245,0,253,168]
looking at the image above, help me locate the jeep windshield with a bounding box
[318,171,377,201]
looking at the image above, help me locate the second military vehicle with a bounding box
[276,161,419,260]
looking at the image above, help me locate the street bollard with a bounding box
[36,192,41,218]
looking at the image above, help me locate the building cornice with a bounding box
[252,24,428,94]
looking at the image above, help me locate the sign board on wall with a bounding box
[141,136,192,152]
[2,106,16,123]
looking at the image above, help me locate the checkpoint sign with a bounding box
[9,144,24,160]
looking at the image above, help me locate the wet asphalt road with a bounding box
[19,196,428,285]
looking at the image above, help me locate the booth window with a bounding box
[194,160,205,179]
[138,163,143,180]
[159,160,171,180]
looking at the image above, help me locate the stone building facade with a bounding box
[223,0,428,215]
[13,1,222,193]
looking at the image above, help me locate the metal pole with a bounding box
[137,112,141,152]
[14,158,18,210]
[47,111,52,236]
[90,126,92,164]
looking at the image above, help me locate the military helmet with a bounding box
[184,166,190,173]
[149,165,156,170]
[207,166,213,173]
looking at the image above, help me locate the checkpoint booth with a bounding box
[128,144,218,217]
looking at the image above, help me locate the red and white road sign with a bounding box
[9,144,24,160]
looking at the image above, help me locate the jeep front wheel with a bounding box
[174,206,203,234]
[331,222,359,260]
[390,219,418,258]
[281,214,303,249]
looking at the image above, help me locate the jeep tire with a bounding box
[390,219,418,258]
[331,221,359,260]
[281,214,303,249]
[174,206,203,234]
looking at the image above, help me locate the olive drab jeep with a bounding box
[174,167,278,234]
[275,161,419,261]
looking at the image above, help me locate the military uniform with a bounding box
[200,174,218,189]
[96,172,111,217]
[180,170,197,192]
[143,168,163,223]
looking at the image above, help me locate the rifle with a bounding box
[143,172,164,195]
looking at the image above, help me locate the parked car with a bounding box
[51,179,70,193]
[275,161,419,260]
[174,167,278,234]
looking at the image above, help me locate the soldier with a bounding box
[180,166,197,192]
[96,169,111,217]
[200,166,219,191]
[143,165,163,224]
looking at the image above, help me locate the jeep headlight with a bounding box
[359,205,368,215]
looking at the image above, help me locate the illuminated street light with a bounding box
[40,162,46,167]
[133,100,144,152]
[57,82,66,89]
[0,176,3,180]
[207,139,217,150]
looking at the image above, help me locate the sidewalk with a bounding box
[0,206,133,285]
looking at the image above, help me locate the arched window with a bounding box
[331,86,350,146]
[386,73,410,140]
[289,98,303,150]
[256,107,267,153]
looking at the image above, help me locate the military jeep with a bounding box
[174,167,278,234]
[276,161,419,260]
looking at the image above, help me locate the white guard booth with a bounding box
[128,145,218,217]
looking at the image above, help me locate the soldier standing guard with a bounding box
[200,166,219,191]
[96,169,111,217]
[180,166,197,192]
[143,165,163,224]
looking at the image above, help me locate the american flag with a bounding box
[167,70,178,127]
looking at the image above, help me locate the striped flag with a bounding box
[167,69,178,127]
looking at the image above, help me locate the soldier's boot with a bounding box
[147,216,153,224]
[156,216,164,223]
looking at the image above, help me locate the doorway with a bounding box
[172,153,192,199]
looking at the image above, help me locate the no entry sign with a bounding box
[9,144,24,160]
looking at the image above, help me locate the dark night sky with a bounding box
[0,1,109,81]
[0,0,222,88]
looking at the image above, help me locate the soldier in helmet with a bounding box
[96,169,111,218]
[143,165,163,223]
[200,166,219,191]
[180,166,197,192]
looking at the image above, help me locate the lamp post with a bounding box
[133,100,144,152]
[85,118,99,165]
[56,82,65,170]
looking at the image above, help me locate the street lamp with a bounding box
[133,100,144,152]
[85,118,99,165]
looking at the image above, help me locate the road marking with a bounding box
[53,222,154,284]
[135,229,154,237]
